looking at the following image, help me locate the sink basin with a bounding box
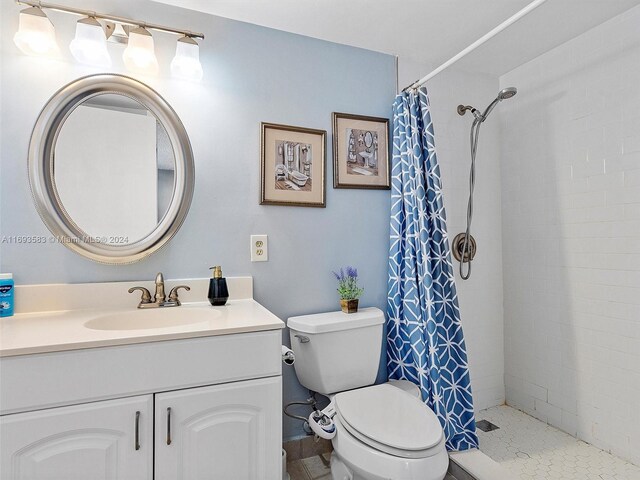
[84,308,220,331]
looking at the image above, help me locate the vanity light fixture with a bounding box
[171,36,203,81]
[13,6,59,56]
[13,0,205,80]
[69,16,111,67]
[123,26,159,75]
[107,23,129,45]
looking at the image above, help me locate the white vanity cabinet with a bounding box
[155,377,282,479]
[0,378,281,480]
[0,327,283,480]
[0,395,154,480]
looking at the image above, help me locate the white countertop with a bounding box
[0,300,285,357]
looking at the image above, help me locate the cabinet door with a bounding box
[155,376,282,480]
[0,395,153,480]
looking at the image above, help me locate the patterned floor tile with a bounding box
[477,406,640,480]
[301,454,332,479]
[287,459,312,480]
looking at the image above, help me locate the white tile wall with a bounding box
[400,60,505,412]
[500,5,640,466]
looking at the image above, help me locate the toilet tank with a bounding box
[287,307,384,395]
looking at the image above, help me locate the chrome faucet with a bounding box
[128,273,191,309]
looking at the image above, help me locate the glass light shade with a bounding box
[13,7,59,56]
[122,27,158,74]
[69,17,111,67]
[170,36,203,81]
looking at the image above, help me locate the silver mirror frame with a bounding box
[28,74,195,264]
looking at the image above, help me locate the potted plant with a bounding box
[333,266,364,314]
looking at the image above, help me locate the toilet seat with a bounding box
[334,383,444,459]
[331,414,449,480]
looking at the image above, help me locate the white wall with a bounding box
[500,5,640,465]
[400,60,505,412]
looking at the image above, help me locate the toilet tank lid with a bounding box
[287,307,384,334]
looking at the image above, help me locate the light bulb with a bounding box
[122,26,158,75]
[70,17,111,67]
[171,36,203,81]
[13,6,59,57]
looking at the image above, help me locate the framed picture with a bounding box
[261,122,326,207]
[332,112,390,189]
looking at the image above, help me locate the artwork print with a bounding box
[333,113,389,189]
[261,123,326,207]
[345,128,379,177]
[274,140,313,191]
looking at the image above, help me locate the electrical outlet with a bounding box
[250,235,268,262]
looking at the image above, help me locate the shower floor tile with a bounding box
[477,406,640,480]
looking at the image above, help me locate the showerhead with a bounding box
[480,86,518,120]
[498,87,517,100]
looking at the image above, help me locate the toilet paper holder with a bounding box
[281,345,295,365]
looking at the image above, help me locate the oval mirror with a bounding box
[363,131,373,148]
[28,74,194,264]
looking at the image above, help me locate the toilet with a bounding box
[288,307,449,480]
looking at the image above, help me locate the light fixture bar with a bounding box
[15,0,205,39]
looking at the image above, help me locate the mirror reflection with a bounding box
[53,93,175,245]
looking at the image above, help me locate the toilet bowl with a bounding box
[287,308,449,480]
[328,383,448,480]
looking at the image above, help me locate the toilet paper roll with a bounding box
[281,345,295,365]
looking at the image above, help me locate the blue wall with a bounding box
[0,0,396,440]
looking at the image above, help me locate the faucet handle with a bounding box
[128,287,152,304]
[168,285,191,305]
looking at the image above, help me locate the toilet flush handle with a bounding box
[294,334,310,343]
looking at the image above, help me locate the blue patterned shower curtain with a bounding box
[387,88,478,451]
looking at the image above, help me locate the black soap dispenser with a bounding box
[208,266,229,306]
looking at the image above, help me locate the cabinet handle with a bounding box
[166,407,172,445]
[135,411,141,451]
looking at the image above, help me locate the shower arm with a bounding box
[458,97,500,122]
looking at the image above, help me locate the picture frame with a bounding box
[260,122,326,207]
[332,112,390,189]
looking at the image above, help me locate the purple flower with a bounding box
[333,265,364,300]
[332,268,345,281]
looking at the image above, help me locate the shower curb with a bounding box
[449,449,516,480]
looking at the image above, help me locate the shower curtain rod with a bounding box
[403,0,550,91]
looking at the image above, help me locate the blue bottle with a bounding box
[0,273,14,317]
